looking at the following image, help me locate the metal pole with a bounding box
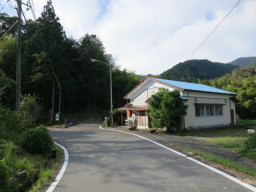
[58,88,61,114]
[51,81,55,123]
[16,0,22,111]
[109,64,113,127]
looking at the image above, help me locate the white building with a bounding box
[120,77,236,129]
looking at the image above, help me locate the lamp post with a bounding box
[90,59,113,127]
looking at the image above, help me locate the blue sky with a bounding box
[1,0,256,75]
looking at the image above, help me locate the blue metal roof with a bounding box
[154,78,236,95]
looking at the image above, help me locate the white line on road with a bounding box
[46,142,69,192]
[100,126,256,192]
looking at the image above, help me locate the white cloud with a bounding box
[2,0,256,74]
[94,0,256,74]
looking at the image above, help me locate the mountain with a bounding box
[210,65,256,119]
[229,57,256,66]
[160,59,238,82]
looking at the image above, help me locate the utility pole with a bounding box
[16,0,22,111]
[90,59,113,127]
[50,82,55,123]
[109,63,113,127]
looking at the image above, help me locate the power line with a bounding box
[188,0,241,59]
[29,0,36,19]
[0,20,18,40]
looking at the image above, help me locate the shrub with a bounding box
[20,126,53,157]
[0,160,9,192]
[149,89,187,133]
[20,94,41,122]
[242,133,256,153]
[0,106,35,140]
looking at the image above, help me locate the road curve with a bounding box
[49,123,252,192]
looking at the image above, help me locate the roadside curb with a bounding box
[46,142,69,192]
[99,126,256,192]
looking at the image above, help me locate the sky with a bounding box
[1,0,256,75]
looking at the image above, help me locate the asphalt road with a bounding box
[49,123,252,192]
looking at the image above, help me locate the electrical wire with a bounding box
[0,20,18,40]
[188,0,242,59]
[29,0,36,19]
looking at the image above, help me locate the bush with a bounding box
[20,126,53,157]
[242,133,256,153]
[0,160,9,192]
[0,106,35,140]
[20,94,41,122]
[149,89,187,133]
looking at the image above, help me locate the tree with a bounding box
[0,0,143,119]
[149,89,187,133]
[20,94,41,122]
[210,65,256,119]
[0,13,18,37]
[0,69,14,101]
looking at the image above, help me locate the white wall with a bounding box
[183,91,235,129]
[130,81,174,105]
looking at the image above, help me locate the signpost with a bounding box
[55,113,60,121]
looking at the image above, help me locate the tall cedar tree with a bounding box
[0,1,141,117]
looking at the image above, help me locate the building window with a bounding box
[195,104,205,116]
[215,105,223,116]
[195,104,223,117]
[206,104,214,116]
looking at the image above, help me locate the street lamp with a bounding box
[90,59,113,127]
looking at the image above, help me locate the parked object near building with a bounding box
[118,77,236,129]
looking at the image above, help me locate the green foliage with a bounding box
[1,141,63,192]
[149,89,187,132]
[0,35,16,80]
[176,144,256,178]
[242,133,256,155]
[0,160,9,192]
[0,13,18,38]
[161,59,237,82]
[0,1,140,116]
[112,68,141,107]
[210,65,256,119]
[20,126,53,157]
[0,106,36,140]
[0,69,14,102]
[20,94,41,122]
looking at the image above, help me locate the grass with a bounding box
[203,137,246,152]
[173,120,256,138]
[29,145,63,192]
[173,144,256,178]
[172,119,256,161]
[0,141,63,191]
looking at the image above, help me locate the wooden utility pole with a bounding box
[16,0,22,111]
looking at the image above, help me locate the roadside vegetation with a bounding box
[210,65,256,119]
[173,120,256,161]
[0,95,63,191]
[172,144,256,180]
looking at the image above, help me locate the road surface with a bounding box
[49,123,252,192]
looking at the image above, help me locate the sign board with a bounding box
[56,113,60,121]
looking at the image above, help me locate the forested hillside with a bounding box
[210,65,256,119]
[0,1,140,119]
[161,59,238,82]
[229,57,256,66]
